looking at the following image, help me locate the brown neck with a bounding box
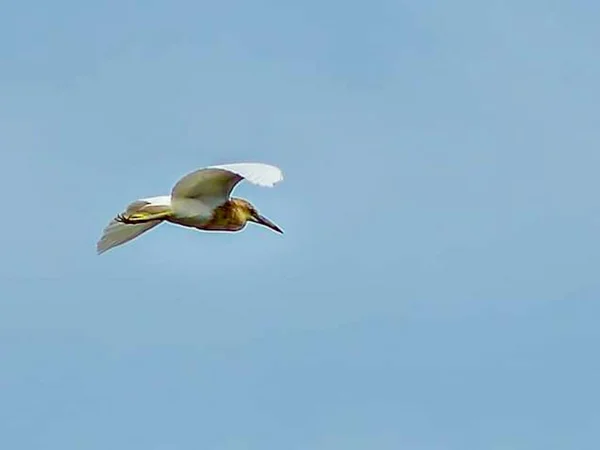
[200,200,248,231]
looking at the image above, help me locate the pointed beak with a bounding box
[254,213,283,234]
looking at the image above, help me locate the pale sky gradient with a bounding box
[1,1,599,449]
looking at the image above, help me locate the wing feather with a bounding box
[96,197,170,254]
[170,162,283,218]
[96,219,162,254]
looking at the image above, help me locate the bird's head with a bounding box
[232,198,283,234]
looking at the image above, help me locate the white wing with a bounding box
[170,162,283,219]
[96,196,170,254]
[96,219,162,254]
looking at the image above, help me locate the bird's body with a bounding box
[128,197,256,231]
[192,198,252,231]
[97,162,283,254]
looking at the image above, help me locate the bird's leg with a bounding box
[115,213,153,224]
[115,209,173,224]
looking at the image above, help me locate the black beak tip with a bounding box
[256,214,283,235]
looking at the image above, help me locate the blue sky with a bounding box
[1,1,599,448]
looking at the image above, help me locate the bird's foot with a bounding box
[115,214,136,224]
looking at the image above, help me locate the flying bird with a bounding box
[97,162,284,254]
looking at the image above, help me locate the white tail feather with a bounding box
[96,219,162,254]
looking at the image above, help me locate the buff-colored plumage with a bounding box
[97,162,283,254]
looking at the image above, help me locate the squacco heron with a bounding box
[97,162,283,254]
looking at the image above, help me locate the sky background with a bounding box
[1,1,599,449]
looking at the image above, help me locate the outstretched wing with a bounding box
[96,197,170,254]
[96,219,162,254]
[170,162,283,219]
